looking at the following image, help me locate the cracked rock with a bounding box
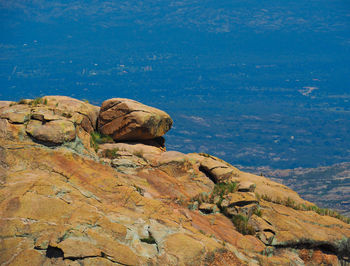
[98,98,173,141]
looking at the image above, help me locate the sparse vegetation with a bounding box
[90,131,114,151]
[258,193,350,224]
[199,229,206,235]
[192,192,210,205]
[231,214,255,235]
[104,148,119,159]
[32,97,44,106]
[17,97,48,107]
[253,207,263,217]
[212,182,238,200]
[204,248,227,265]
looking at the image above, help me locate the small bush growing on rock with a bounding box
[285,197,296,208]
[31,97,44,106]
[204,248,228,265]
[194,192,209,204]
[231,214,255,235]
[104,148,119,159]
[212,182,238,199]
[90,131,114,151]
[253,207,263,217]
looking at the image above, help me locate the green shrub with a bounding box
[90,131,114,151]
[285,197,296,208]
[104,148,119,159]
[212,182,238,199]
[253,207,263,217]
[231,214,255,235]
[31,97,43,106]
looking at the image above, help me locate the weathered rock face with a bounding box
[26,119,76,144]
[0,96,99,152]
[42,96,100,133]
[98,98,173,141]
[1,96,350,266]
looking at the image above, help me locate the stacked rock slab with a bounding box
[98,98,173,141]
[0,96,99,148]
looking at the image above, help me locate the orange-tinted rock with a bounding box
[310,250,339,265]
[163,233,205,264]
[43,96,100,133]
[26,119,76,144]
[98,98,173,141]
[238,181,256,192]
[0,104,31,123]
[221,192,258,208]
[0,101,13,109]
[188,153,241,183]
[98,142,163,163]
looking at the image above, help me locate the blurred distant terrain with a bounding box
[1,0,350,212]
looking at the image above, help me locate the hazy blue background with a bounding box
[1,0,350,169]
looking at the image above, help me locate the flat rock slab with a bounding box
[238,181,256,192]
[26,119,76,144]
[98,98,173,141]
[0,105,31,123]
[221,192,258,208]
[0,101,13,109]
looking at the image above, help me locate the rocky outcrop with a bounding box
[42,96,100,133]
[0,96,99,152]
[0,96,349,266]
[98,98,173,141]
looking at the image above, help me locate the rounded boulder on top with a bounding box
[97,98,173,141]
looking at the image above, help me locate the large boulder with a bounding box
[98,98,173,141]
